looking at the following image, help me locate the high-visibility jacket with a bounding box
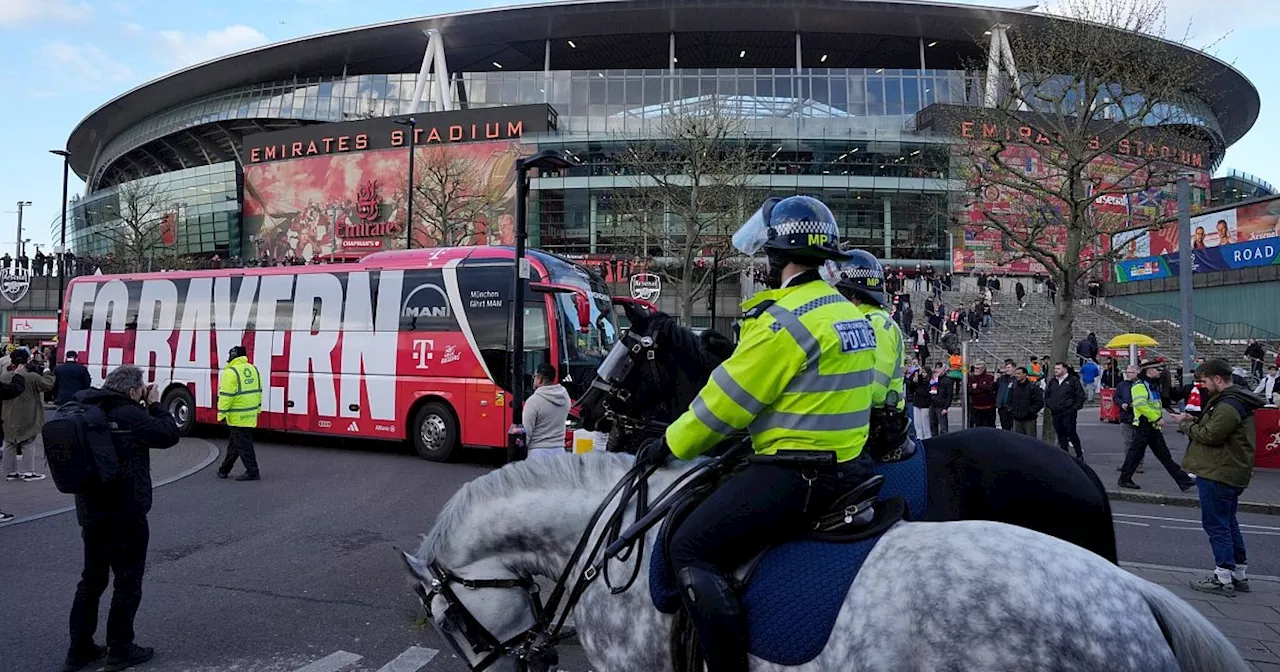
[858,304,905,411]
[1131,379,1163,426]
[1028,362,1044,383]
[218,356,263,428]
[666,275,877,463]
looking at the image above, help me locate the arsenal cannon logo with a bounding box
[629,273,661,302]
[0,268,30,303]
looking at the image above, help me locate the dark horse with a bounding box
[576,304,1118,563]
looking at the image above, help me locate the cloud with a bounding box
[121,21,143,36]
[157,25,268,67]
[39,42,132,89]
[0,0,91,24]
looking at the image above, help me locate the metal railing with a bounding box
[1100,299,1280,344]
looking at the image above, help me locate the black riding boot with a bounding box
[677,566,748,672]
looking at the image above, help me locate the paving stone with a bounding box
[1207,617,1280,642]
[1231,637,1280,664]
[1218,603,1280,623]
[1164,581,1241,605]
[1180,597,1226,619]
[1250,661,1280,672]
[1234,591,1280,608]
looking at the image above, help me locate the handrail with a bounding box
[1101,298,1280,343]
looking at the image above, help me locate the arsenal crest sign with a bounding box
[0,268,30,303]
[629,273,661,302]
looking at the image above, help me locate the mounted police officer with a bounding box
[636,195,879,672]
[827,249,912,460]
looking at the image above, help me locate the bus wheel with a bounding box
[163,386,196,436]
[412,401,458,462]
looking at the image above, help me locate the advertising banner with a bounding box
[1111,196,1280,283]
[1112,236,1280,282]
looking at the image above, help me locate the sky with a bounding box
[0,0,1276,253]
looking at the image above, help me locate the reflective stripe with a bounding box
[787,368,874,394]
[752,407,871,433]
[225,405,261,413]
[712,366,767,416]
[792,294,845,317]
[872,370,891,386]
[690,395,738,437]
[766,304,820,367]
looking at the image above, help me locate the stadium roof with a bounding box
[65,0,1261,179]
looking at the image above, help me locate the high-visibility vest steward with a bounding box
[1131,379,1162,426]
[218,356,263,428]
[666,275,877,463]
[859,304,905,411]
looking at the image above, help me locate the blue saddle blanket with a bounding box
[648,442,927,666]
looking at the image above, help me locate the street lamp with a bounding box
[50,149,71,319]
[507,149,575,462]
[394,118,418,249]
[14,200,31,258]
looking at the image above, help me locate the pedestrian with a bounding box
[995,359,1018,431]
[1080,358,1100,402]
[524,363,571,459]
[1168,359,1266,595]
[907,365,934,440]
[967,360,997,427]
[0,374,27,523]
[1015,280,1027,310]
[1118,361,1195,491]
[1045,362,1087,459]
[54,350,94,406]
[1076,332,1099,367]
[1046,277,1058,304]
[1008,366,1044,436]
[0,348,56,482]
[215,345,263,481]
[927,361,953,436]
[1100,357,1121,389]
[1255,365,1279,406]
[981,300,992,330]
[1114,364,1145,474]
[64,365,179,672]
[914,263,923,291]
[1245,339,1266,382]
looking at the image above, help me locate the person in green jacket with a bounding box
[1171,358,1267,595]
[216,345,264,481]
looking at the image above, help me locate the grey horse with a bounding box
[401,452,1248,672]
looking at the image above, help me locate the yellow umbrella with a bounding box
[1105,333,1159,348]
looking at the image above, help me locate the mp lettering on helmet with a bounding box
[807,233,831,246]
[833,320,876,353]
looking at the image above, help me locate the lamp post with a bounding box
[50,149,71,319]
[1176,175,1195,384]
[507,149,575,462]
[394,118,418,249]
[15,200,31,258]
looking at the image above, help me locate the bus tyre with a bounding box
[413,402,458,462]
[163,386,196,436]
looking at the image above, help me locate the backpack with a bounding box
[40,400,120,494]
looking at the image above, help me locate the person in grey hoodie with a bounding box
[525,363,571,459]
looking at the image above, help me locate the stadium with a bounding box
[62,0,1259,282]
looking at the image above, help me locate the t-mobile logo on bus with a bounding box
[411,339,435,370]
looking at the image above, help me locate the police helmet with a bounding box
[828,249,887,307]
[733,196,851,262]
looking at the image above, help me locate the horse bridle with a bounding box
[588,328,671,437]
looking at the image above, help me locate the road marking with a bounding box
[1160,525,1205,531]
[1115,520,1149,527]
[1115,512,1280,532]
[376,646,438,672]
[293,651,363,672]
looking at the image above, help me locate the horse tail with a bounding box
[1074,457,1118,564]
[1135,579,1251,672]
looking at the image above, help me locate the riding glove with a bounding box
[636,437,673,468]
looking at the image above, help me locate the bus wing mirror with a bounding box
[574,293,591,333]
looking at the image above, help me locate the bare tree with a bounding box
[951,0,1215,361]
[612,97,761,321]
[410,146,508,247]
[94,180,178,273]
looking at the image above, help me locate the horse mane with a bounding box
[416,452,635,564]
[647,312,720,375]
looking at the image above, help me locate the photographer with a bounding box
[0,347,56,482]
[64,366,180,671]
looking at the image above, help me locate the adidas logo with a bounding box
[347,421,360,432]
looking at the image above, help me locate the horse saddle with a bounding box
[648,443,928,666]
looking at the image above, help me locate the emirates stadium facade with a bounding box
[61,0,1259,275]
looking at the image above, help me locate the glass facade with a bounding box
[68,162,240,260]
[74,62,1226,267]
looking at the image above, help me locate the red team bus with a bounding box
[59,247,620,461]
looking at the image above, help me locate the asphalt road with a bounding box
[2,429,1273,672]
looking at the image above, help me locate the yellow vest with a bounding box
[859,304,905,411]
[218,356,263,428]
[666,276,877,463]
